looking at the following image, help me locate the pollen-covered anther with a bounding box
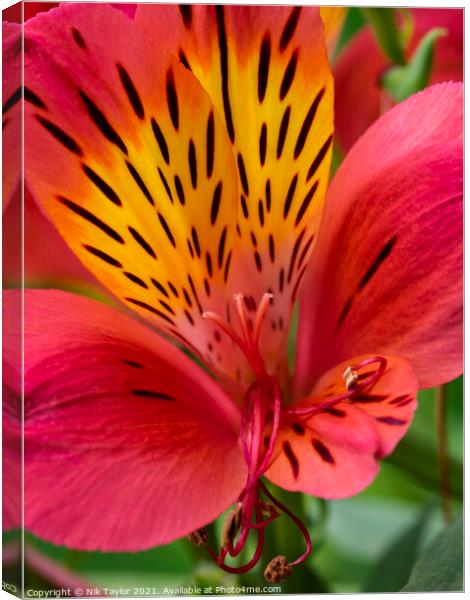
[260,500,279,519]
[343,366,358,390]
[187,527,209,546]
[221,502,243,549]
[264,555,292,583]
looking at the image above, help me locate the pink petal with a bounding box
[2,291,21,531]
[335,8,463,153]
[4,289,245,550]
[4,186,103,288]
[296,83,463,397]
[267,355,417,498]
[2,22,21,209]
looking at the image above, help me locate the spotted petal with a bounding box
[4,289,245,550]
[266,356,418,498]
[136,5,334,375]
[24,4,239,375]
[296,83,463,396]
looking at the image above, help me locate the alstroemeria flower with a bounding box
[334,8,463,153]
[6,4,462,580]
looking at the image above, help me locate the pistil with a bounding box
[202,293,311,580]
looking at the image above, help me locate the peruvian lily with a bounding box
[334,8,463,153]
[4,3,462,581]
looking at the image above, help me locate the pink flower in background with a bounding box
[3,4,462,580]
[334,8,463,153]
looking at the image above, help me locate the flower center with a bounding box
[199,295,388,581]
[201,293,311,581]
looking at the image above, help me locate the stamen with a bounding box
[202,310,248,353]
[253,292,274,345]
[285,356,388,418]
[221,503,243,549]
[260,481,312,569]
[187,527,208,546]
[264,555,292,583]
[343,366,358,390]
[234,293,252,348]
[201,293,311,577]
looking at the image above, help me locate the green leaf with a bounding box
[383,28,447,101]
[363,507,431,592]
[334,8,366,58]
[385,432,463,498]
[402,514,463,591]
[361,8,405,65]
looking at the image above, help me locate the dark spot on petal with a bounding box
[151,118,170,164]
[280,50,298,100]
[125,297,175,324]
[132,389,175,400]
[158,167,173,203]
[188,138,197,189]
[259,122,267,166]
[166,69,179,130]
[206,111,215,178]
[280,6,302,51]
[128,226,157,259]
[124,271,148,289]
[292,422,305,435]
[122,359,143,368]
[117,63,145,119]
[57,196,124,243]
[294,88,325,159]
[312,439,335,464]
[126,161,154,206]
[376,416,407,426]
[83,245,121,267]
[79,90,128,154]
[283,441,299,478]
[71,27,87,49]
[36,115,83,155]
[277,106,290,158]
[359,237,397,290]
[82,164,122,206]
[158,212,176,248]
[258,33,271,103]
[295,180,318,226]
[179,4,192,27]
[151,278,169,298]
[215,6,235,143]
[307,134,333,182]
[210,181,223,225]
[191,227,201,257]
[237,153,249,196]
[174,174,185,205]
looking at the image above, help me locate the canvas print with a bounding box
[2,2,463,597]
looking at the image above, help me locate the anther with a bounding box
[260,500,279,519]
[187,527,209,546]
[221,502,243,549]
[343,366,358,390]
[264,555,292,583]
